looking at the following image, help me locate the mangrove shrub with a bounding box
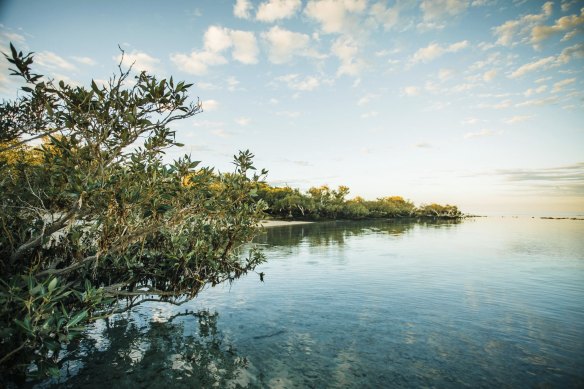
[0,45,267,382]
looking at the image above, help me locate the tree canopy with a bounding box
[257,183,462,220]
[0,45,267,382]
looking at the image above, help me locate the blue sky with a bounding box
[1,0,583,215]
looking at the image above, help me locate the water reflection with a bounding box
[34,309,249,389]
[257,219,462,248]
[29,218,584,388]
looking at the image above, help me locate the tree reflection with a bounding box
[33,310,249,389]
[258,219,462,248]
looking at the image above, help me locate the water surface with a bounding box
[41,218,584,388]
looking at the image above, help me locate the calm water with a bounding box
[39,218,584,388]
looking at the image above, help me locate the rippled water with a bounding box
[39,218,584,388]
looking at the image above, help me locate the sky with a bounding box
[0,0,583,215]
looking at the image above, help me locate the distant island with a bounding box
[255,183,462,221]
[540,217,584,221]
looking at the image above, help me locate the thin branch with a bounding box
[100,296,191,316]
[0,128,62,152]
[0,342,27,365]
[36,254,97,277]
[10,205,79,265]
[102,287,192,297]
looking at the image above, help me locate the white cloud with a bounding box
[52,73,81,87]
[531,7,584,44]
[449,40,470,51]
[170,51,227,75]
[361,111,378,118]
[235,117,251,126]
[461,117,479,125]
[504,115,532,124]
[370,1,400,30]
[464,128,495,139]
[357,93,378,106]
[36,51,77,71]
[197,82,218,90]
[509,56,555,78]
[115,50,162,73]
[202,99,219,111]
[426,101,451,111]
[204,26,232,52]
[211,129,231,138]
[524,85,547,96]
[276,74,320,91]
[498,43,582,80]
[413,43,443,62]
[424,80,439,93]
[227,76,240,91]
[230,30,259,64]
[535,76,552,83]
[478,99,512,109]
[452,82,476,92]
[262,26,315,64]
[234,0,252,19]
[331,36,365,77]
[403,86,420,96]
[515,96,559,107]
[1,31,26,44]
[438,68,455,81]
[471,0,494,6]
[483,69,497,81]
[557,42,584,63]
[171,26,258,75]
[304,0,367,34]
[552,78,576,93]
[492,99,512,109]
[420,0,468,22]
[561,0,579,12]
[411,40,469,64]
[493,1,554,46]
[71,56,97,66]
[468,52,503,72]
[256,0,302,22]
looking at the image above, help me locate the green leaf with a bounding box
[31,284,43,296]
[66,310,88,328]
[48,278,58,293]
[48,367,61,377]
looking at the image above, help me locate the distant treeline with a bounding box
[255,184,462,220]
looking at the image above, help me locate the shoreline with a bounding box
[261,216,584,227]
[261,220,315,228]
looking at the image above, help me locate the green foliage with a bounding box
[415,203,461,218]
[365,196,416,218]
[257,184,462,220]
[0,44,267,382]
[257,184,314,218]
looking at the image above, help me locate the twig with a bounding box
[10,205,79,265]
[0,342,27,365]
[36,254,97,277]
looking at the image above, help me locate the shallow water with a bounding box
[39,218,584,388]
